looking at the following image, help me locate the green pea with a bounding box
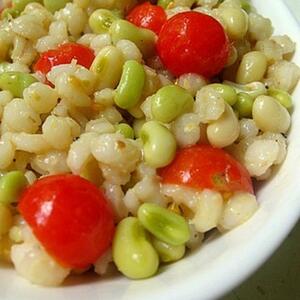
[114,60,145,110]
[151,85,194,123]
[208,83,238,106]
[234,92,254,118]
[268,87,292,110]
[152,237,185,263]
[157,0,172,8]
[91,46,124,90]
[43,0,71,13]
[89,9,120,34]
[138,203,190,246]
[112,217,159,279]
[1,8,20,19]
[140,121,177,168]
[0,171,28,205]
[109,19,156,58]
[0,72,38,98]
[115,123,134,139]
[12,0,42,12]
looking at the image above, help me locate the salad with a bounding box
[0,0,299,287]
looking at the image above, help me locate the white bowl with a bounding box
[1,1,300,299]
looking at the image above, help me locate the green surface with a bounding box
[222,221,300,300]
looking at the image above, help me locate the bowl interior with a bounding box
[1,1,300,300]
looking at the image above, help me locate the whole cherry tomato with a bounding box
[34,43,95,75]
[19,174,115,269]
[126,2,167,35]
[159,144,253,194]
[157,12,230,78]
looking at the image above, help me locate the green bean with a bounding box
[112,217,159,279]
[115,123,134,139]
[157,0,173,8]
[152,237,185,263]
[0,171,28,205]
[0,72,38,98]
[89,9,120,34]
[109,20,156,58]
[233,92,254,117]
[140,121,177,168]
[151,85,194,123]
[208,83,238,106]
[13,0,42,11]
[0,203,12,235]
[114,60,145,110]
[138,203,190,246]
[43,0,71,13]
[1,7,20,19]
[267,87,292,110]
[91,46,124,90]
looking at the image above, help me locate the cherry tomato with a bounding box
[18,174,115,269]
[159,144,253,194]
[157,12,230,78]
[33,43,95,75]
[126,2,167,35]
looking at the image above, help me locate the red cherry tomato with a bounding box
[19,174,115,269]
[126,2,167,35]
[159,144,253,194]
[33,43,95,75]
[157,12,230,78]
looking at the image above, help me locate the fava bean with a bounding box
[137,203,190,246]
[252,95,290,133]
[152,237,185,263]
[234,92,253,117]
[114,60,145,109]
[89,9,120,34]
[112,217,159,279]
[109,20,156,58]
[0,171,28,205]
[268,87,292,110]
[91,46,124,90]
[208,83,237,106]
[0,72,37,98]
[43,0,71,13]
[0,203,12,235]
[236,51,267,84]
[140,121,177,168]
[151,85,194,123]
[115,123,134,139]
[207,103,240,148]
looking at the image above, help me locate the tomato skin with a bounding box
[159,144,253,194]
[18,174,115,269]
[126,2,167,35]
[33,43,95,75]
[157,12,230,78]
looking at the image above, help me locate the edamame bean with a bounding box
[207,103,240,148]
[43,0,71,13]
[252,95,290,133]
[0,171,28,205]
[109,20,156,58]
[112,217,159,279]
[0,72,38,98]
[151,85,194,123]
[89,9,120,34]
[13,0,42,12]
[114,60,145,109]
[157,0,172,8]
[0,203,12,235]
[91,46,124,90]
[152,237,185,263]
[115,123,134,139]
[234,92,253,117]
[140,121,177,168]
[208,83,237,106]
[138,203,190,246]
[268,87,292,110]
[236,51,267,84]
